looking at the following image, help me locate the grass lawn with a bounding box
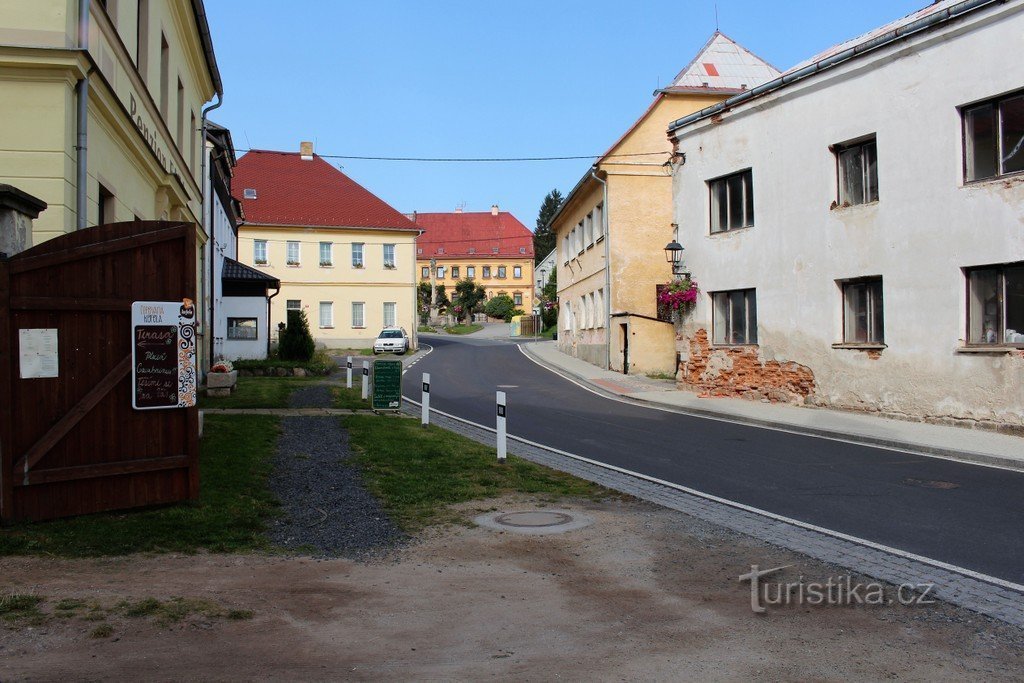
[324,347,374,357]
[540,326,557,340]
[0,416,279,557]
[443,323,483,335]
[332,384,370,410]
[344,415,608,531]
[198,376,323,409]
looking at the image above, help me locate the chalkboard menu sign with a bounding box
[371,359,403,411]
[131,301,197,410]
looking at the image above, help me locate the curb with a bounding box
[518,343,1024,473]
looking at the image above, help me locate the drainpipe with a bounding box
[590,167,610,370]
[75,0,90,230]
[201,93,223,365]
[266,284,280,358]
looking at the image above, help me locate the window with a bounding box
[513,266,522,279]
[176,78,184,150]
[227,317,258,340]
[319,241,332,267]
[137,0,149,76]
[519,247,526,254]
[468,247,475,254]
[437,266,446,279]
[254,239,267,264]
[417,247,423,255]
[585,294,594,329]
[159,33,169,119]
[585,212,594,246]
[513,292,523,306]
[963,91,1024,182]
[383,243,396,268]
[438,247,444,254]
[319,301,334,328]
[287,240,300,265]
[492,247,499,254]
[709,169,754,233]
[451,266,460,279]
[467,266,476,279]
[97,183,115,225]
[483,266,491,279]
[712,289,758,345]
[596,288,604,328]
[967,262,1024,345]
[841,278,884,344]
[352,302,365,328]
[189,111,196,171]
[286,299,301,311]
[421,266,430,279]
[595,203,604,240]
[836,137,878,206]
[563,234,570,264]
[497,266,507,279]
[352,242,364,267]
[383,302,397,327]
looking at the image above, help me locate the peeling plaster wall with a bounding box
[671,4,1024,429]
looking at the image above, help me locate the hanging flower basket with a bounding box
[657,277,699,321]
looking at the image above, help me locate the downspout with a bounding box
[75,0,90,230]
[201,94,223,364]
[266,284,280,358]
[590,168,610,370]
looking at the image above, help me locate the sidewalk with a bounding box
[520,340,1024,471]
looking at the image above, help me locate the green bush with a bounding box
[484,294,516,322]
[233,350,336,375]
[541,304,558,331]
[278,309,315,361]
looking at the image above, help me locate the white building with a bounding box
[534,248,556,306]
[667,0,1024,430]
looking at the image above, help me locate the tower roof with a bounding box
[666,31,781,93]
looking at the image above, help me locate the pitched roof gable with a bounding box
[233,150,417,231]
[668,31,781,93]
[413,211,534,259]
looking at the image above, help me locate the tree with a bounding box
[452,278,486,323]
[533,188,563,263]
[434,284,450,315]
[279,309,315,361]
[540,269,558,331]
[484,294,517,322]
[417,282,432,324]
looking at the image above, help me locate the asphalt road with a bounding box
[405,334,1024,584]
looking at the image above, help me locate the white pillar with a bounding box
[361,360,370,401]
[421,372,430,426]
[346,355,353,389]
[496,390,507,462]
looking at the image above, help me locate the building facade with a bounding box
[234,149,419,349]
[551,33,779,374]
[534,248,557,307]
[414,207,535,315]
[668,0,1024,429]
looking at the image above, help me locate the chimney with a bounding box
[299,141,314,160]
[491,204,499,216]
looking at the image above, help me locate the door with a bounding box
[620,323,629,375]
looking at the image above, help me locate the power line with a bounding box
[234,148,671,163]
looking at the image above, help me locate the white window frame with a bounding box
[286,299,301,311]
[383,243,396,269]
[437,266,446,279]
[227,317,258,340]
[351,301,365,328]
[421,266,429,279]
[319,241,333,267]
[352,242,364,268]
[319,301,334,328]
[497,265,507,279]
[513,265,522,279]
[585,212,594,246]
[467,266,476,279]
[383,301,397,327]
[286,240,300,266]
[254,239,268,265]
[594,203,604,240]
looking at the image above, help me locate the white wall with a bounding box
[222,296,268,360]
[670,2,1024,427]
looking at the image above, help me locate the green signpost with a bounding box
[371,359,403,411]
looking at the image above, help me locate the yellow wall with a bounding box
[417,257,536,313]
[240,226,419,348]
[554,92,728,374]
[0,0,214,244]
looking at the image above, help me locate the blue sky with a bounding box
[205,0,926,229]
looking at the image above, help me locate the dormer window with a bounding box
[438,247,444,254]
[243,188,257,200]
[492,247,499,254]
[468,247,475,254]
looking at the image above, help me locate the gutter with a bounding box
[667,0,1002,135]
[610,311,671,325]
[189,0,223,96]
[266,283,280,358]
[590,168,611,370]
[75,0,90,230]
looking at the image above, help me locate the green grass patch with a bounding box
[344,415,607,530]
[232,350,337,376]
[118,596,224,626]
[540,326,557,340]
[332,384,369,410]
[0,415,280,557]
[417,325,436,333]
[90,623,114,638]
[325,347,375,357]
[199,376,322,409]
[0,594,46,625]
[443,323,483,335]
[645,371,676,381]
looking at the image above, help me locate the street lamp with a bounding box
[664,240,686,278]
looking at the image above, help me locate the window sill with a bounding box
[286,263,301,268]
[319,264,334,269]
[832,343,886,350]
[254,262,269,267]
[955,346,1023,354]
[963,170,1024,187]
[710,343,758,349]
[586,244,595,251]
[709,225,754,236]
[320,326,334,330]
[352,326,366,330]
[352,265,365,269]
[830,200,878,211]
[596,235,605,243]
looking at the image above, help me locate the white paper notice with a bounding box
[19,328,59,379]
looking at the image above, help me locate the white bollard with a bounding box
[346,356,353,389]
[421,372,430,426]
[361,360,370,400]
[496,390,507,462]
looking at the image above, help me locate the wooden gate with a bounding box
[0,221,199,523]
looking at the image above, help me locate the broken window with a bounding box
[967,263,1024,345]
[964,92,1024,182]
[841,278,884,344]
[709,169,754,233]
[836,137,878,206]
[712,289,757,345]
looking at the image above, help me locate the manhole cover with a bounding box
[473,509,594,535]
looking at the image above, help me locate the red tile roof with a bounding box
[233,151,418,231]
[413,211,534,259]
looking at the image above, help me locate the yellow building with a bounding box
[551,33,779,375]
[413,207,536,316]
[234,148,420,349]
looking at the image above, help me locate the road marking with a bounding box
[496,385,519,388]
[516,345,1023,474]
[402,343,433,375]
[403,394,1024,595]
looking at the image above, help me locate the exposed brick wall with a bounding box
[679,329,816,403]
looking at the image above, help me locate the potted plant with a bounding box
[657,277,700,321]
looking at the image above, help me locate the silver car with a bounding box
[373,327,409,355]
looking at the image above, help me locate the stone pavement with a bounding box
[520,340,1024,472]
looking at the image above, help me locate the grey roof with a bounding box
[669,31,780,92]
[222,257,280,285]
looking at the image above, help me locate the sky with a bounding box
[204,0,928,230]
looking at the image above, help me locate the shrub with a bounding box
[278,309,315,361]
[484,294,516,322]
[541,303,558,331]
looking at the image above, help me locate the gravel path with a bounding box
[267,415,406,559]
[288,383,333,408]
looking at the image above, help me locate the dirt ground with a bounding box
[2,497,1022,681]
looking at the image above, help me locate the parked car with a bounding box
[373,327,409,355]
